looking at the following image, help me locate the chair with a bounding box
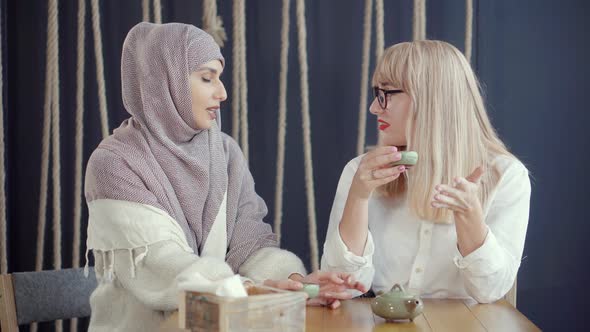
[0,268,97,331]
[505,279,517,307]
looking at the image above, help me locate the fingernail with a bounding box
[391,146,397,152]
[398,165,405,171]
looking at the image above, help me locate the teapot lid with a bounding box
[390,284,405,293]
[379,283,416,300]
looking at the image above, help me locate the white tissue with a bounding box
[177,274,248,298]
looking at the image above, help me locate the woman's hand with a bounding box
[292,271,367,309]
[431,166,488,255]
[262,278,305,292]
[340,146,406,255]
[431,166,485,216]
[349,146,406,200]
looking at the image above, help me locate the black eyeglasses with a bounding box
[373,87,403,109]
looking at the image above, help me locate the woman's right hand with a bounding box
[303,271,367,309]
[349,146,406,199]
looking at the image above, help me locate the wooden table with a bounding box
[161,298,540,331]
[306,298,540,332]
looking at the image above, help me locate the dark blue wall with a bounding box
[6,0,589,330]
[476,2,590,330]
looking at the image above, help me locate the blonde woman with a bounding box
[321,40,531,303]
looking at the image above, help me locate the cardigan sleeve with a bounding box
[238,247,307,283]
[222,136,281,272]
[86,198,247,312]
[92,240,237,312]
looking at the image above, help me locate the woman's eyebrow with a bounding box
[196,67,222,75]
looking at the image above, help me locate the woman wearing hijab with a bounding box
[85,22,363,331]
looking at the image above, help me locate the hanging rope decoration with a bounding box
[273,0,291,244]
[375,0,385,146]
[153,0,162,24]
[91,0,109,139]
[71,1,87,331]
[142,0,150,22]
[73,0,86,275]
[50,19,62,273]
[232,0,249,160]
[35,0,61,271]
[142,0,162,24]
[203,0,227,47]
[231,1,241,143]
[295,0,319,271]
[357,0,385,151]
[375,0,384,62]
[238,0,249,160]
[356,0,373,156]
[421,0,427,39]
[464,0,473,63]
[0,0,6,275]
[34,0,62,331]
[413,0,426,41]
[35,19,52,278]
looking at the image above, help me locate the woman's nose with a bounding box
[369,99,383,115]
[216,81,228,101]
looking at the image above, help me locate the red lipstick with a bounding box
[378,119,390,131]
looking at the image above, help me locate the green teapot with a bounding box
[371,284,423,322]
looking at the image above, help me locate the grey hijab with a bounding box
[85,22,277,270]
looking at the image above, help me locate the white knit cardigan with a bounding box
[85,199,306,332]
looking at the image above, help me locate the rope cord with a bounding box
[356,0,373,155]
[238,0,249,160]
[142,0,150,22]
[295,0,319,271]
[203,0,227,47]
[231,0,242,142]
[153,0,162,24]
[375,0,384,146]
[273,0,291,243]
[91,0,110,138]
[413,0,426,40]
[465,0,473,62]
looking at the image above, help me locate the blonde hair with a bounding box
[372,40,512,223]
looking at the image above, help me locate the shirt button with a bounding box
[415,267,423,273]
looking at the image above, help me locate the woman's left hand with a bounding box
[431,166,488,255]
[431,166,485,220]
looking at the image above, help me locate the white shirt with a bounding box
[321,155,531,303]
